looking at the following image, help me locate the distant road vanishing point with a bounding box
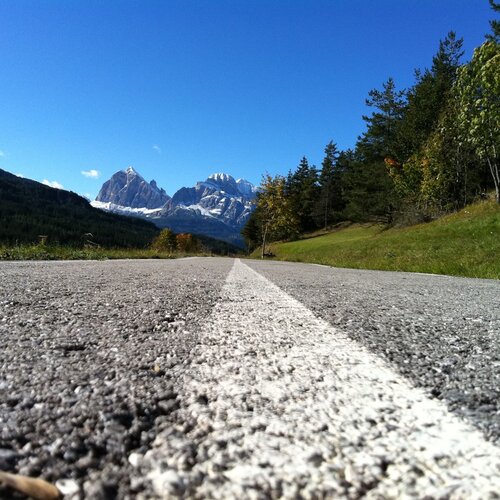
[1,257,499,498]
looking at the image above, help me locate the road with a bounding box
[0,257,499,498]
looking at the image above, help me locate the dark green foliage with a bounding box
[396,32,464,161]
[487,0,500,41]
[346,78,403,221]
[0,168,159,247]
[342,155,396,223]
[361,78,406,161]
[194,233,242,255]
[241,206,262,251]
[285,157,319,233]
[314,143,349,228]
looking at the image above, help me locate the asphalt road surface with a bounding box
[0,257,499,498]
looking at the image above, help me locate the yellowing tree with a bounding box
[151,228,177,253]
[176,233,199,253]
[257,174,298,258]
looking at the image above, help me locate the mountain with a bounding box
[92,170,257,246]
[96,166,170,209]
[236,178,259,198]
[0,168,159,247]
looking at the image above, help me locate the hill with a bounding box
[0,168,159,248]
[251,198,500,279]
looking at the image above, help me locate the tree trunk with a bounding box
[261,226,268,259]
[324,187,329,231]
[487,157,500,204]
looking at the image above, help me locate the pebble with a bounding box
[55,478,80,496]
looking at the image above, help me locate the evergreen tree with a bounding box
[396,32,464,161]
[345,79,404,221]
[361,78,406,161]
[343,151,395,222]
[487,0,500,42]
[241,207,262,252]
[315,141,342,229]
[286,157,319,232]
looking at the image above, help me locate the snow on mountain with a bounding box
[93,169,257,246]
[162,173,255,229]
[90,200,163,217]
[236,178,259,198]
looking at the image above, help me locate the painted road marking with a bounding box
[141,258,500,498]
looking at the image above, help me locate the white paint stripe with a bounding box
[142,258,500,498]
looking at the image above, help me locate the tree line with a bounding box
[243,1,499,254]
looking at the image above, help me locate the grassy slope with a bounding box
[251,199,500,279]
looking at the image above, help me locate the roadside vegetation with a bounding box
[0,169,241,260]
[0,229,240,261]
[0,244,176,261]
[243,2,499,278]
[250,197,500,279]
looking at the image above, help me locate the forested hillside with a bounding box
[0,169,159,247]
[243,1,499,252]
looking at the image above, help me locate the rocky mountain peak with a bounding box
[94,168,257,246]
[236,178,258,199]
[123,166,141,177]
[207,173,234,183]
[205,173,239,195]
[96,168,170,209]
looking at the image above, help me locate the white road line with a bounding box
[139,258,500,499]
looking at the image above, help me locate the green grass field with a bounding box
[251,199,500,279]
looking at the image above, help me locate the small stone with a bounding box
[0,448,18,469]
[157,399,179,414]
[150,469,185,496]
[56,478,80,496]
[129,452,142,467]
[306,451,325,467]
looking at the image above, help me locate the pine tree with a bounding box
[315,141,340,229]
[344,79,404,222]
[487,0,500,42]
[397,32,464,161]
[241,208,261,252]
[361,78,406,161]
[286,157,319,232]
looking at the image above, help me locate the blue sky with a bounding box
[0,0,494,198]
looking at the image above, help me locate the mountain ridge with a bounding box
[92,168,257,246]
